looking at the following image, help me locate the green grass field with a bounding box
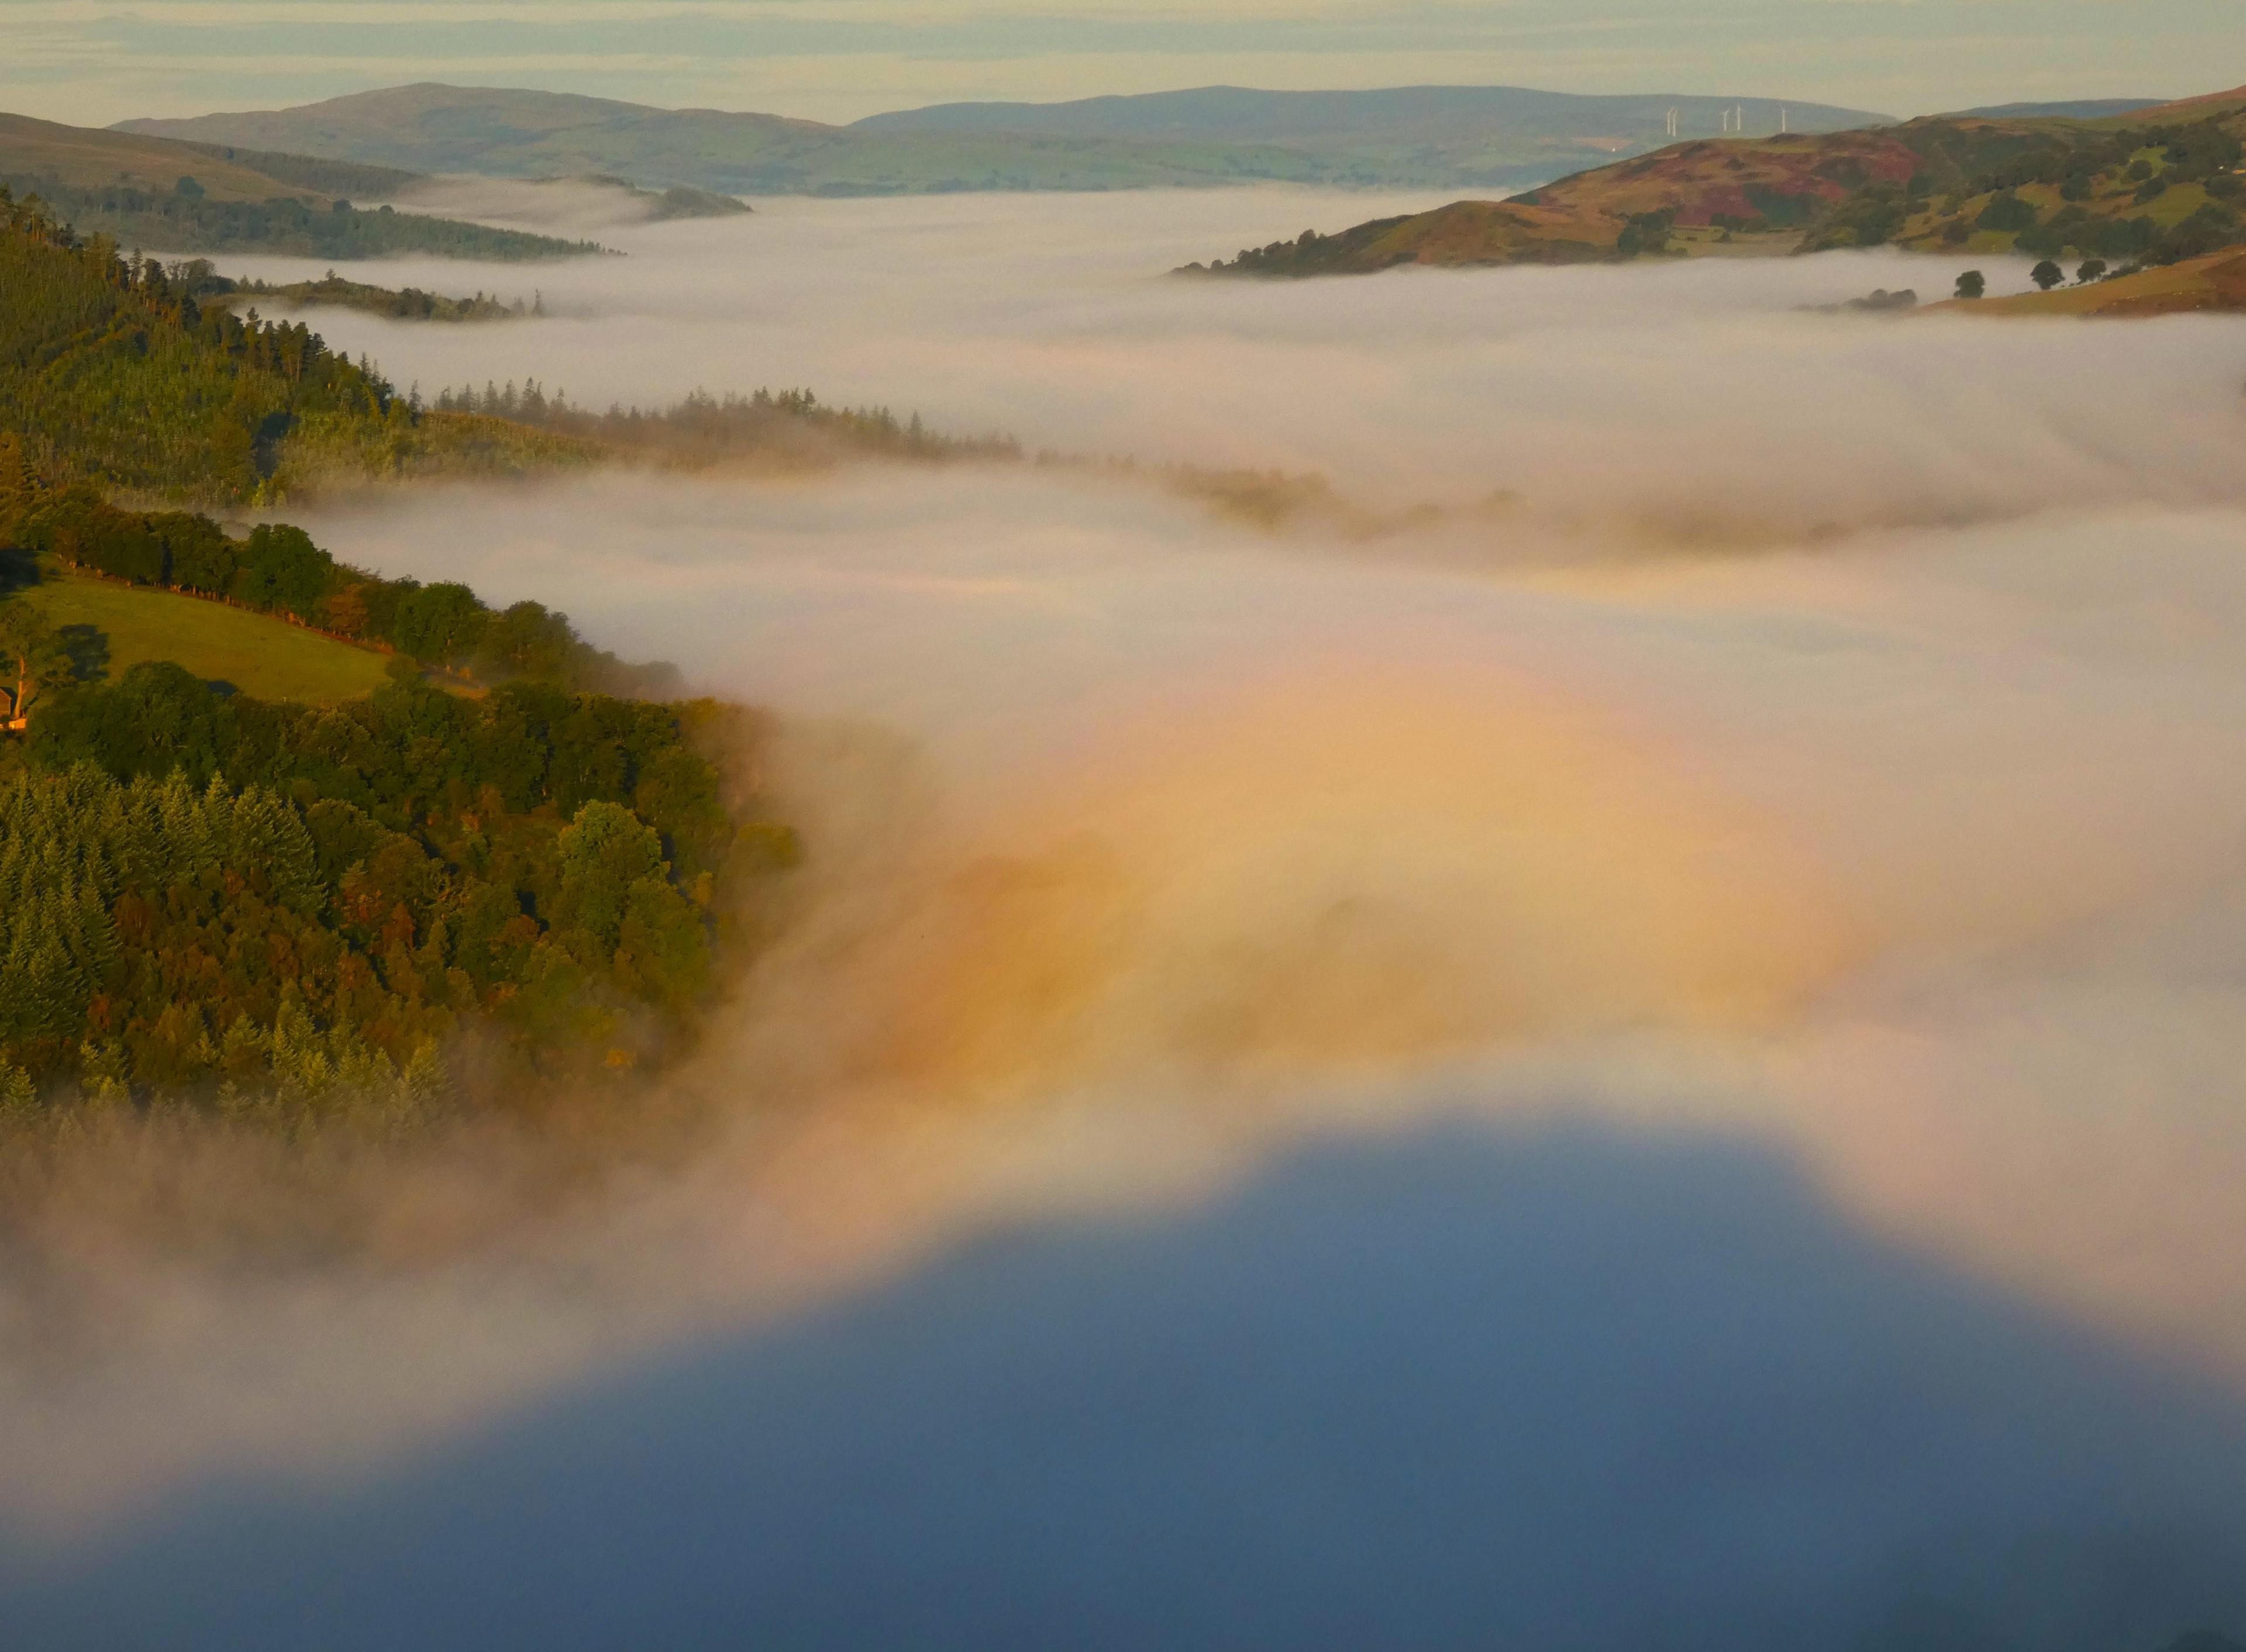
[17,564,391,704]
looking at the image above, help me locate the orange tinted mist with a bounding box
[839,664,1859,1101]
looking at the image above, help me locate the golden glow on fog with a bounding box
[813,668,1857,1099]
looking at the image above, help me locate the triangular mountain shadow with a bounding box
[12,1119,2246,1651]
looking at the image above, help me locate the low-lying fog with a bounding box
[13,191,2246,1647]
[221,187,2246,530]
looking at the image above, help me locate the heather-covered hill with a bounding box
[1183,88,2246,287]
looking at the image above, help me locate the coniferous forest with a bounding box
[0,184,406,498]
[0,184,797,1128]
[0,173,604,262]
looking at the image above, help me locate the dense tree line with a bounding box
[0,172,603,263]
[0,186,404,499]
[3,191,1013,501]
[425,380,1023,465]
[12,489,677,695]
[0,662,792,1118]
[222,271,534,323]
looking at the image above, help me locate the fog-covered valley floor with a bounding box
[10,190,2246,1648]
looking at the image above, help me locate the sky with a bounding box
[1,0,2241,129]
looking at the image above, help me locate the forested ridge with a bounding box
[208,267,534,324]
[0,179,1049,1137]
[0,173,604,263]
[0,666,791,1123]
[0,500,795,1123]
[11,491,680,694]
[426,378,1023,467]
[0,192,1010,504]
[0,188,798,1131]
[0,185,407,499]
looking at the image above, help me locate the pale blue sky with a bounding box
[2,0,2241,127]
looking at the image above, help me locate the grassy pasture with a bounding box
[14,563,391,703]
[1930,246,2246,316]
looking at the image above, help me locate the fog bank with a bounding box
[13,190,2246,1643]
[214,190,2246,541]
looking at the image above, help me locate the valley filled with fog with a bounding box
[10,188,2246,1646]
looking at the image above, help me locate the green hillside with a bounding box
[0,111,605,261]
[163,139,423,199]
[0,658,775,1109]
[0,184,402,499]
[1798,96,2246,264]
[0,190,602,503]
[0,115,814,1140]
[0,495,784,1113]
[15,560,390,703]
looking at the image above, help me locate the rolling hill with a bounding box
[1183,88,2246,284]
[850,85,1893,189]
[115,82,1892,196]
[0,111,605,260]
[0,187,594,502]
[1955,99,2166,120]
[0,112,330,204]
[1937,245,2246,317]
[13,558,392,703]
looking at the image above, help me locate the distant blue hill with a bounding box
[856,84,1893,187]
[120,82,1895,197]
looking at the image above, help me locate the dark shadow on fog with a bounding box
[9,1120,2246,1651]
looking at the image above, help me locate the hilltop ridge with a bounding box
[116,81,1892,196]
[1182,90,2246,282]
[0,109,606,260]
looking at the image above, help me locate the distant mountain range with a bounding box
[115,83,1896,196]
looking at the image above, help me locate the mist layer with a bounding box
[9,188,2246,1644]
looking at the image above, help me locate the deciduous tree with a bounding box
[0,601,68,729]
